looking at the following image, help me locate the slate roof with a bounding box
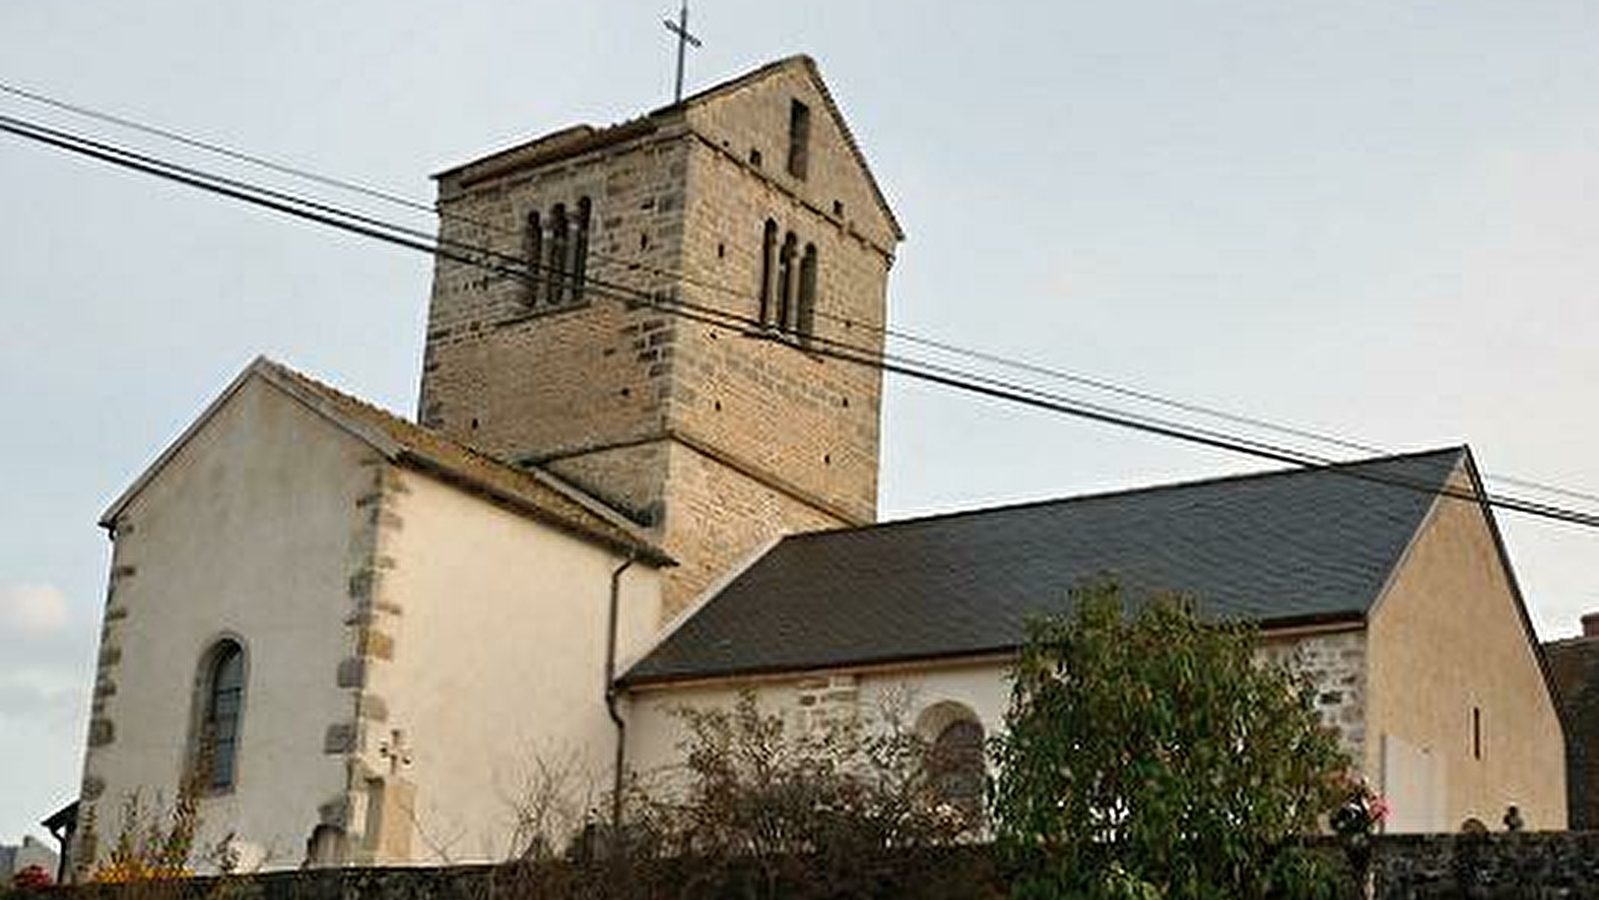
[103,358,672,566]
[623,448,1471,686]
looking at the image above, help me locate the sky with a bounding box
[3,0,1598,844]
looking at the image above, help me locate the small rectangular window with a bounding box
[1473,706,1482,760]
[787,99,810,180]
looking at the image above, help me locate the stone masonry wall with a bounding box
[44,834,1599,899]
[416,65,899,617]
[1544,634,1599,829]
[669,132,889,526]
[419,128,691,464]
[69,523,137,871]
[659,441,847,616]
[1260,628,1368,765]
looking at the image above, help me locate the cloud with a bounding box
[1,584,71,637]
[0,679,84,732]
[0,583,93,704]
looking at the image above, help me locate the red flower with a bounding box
[13,864,54,890]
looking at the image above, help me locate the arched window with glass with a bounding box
[193,639,247,791]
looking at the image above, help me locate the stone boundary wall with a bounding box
[1364,831,1599,898]
[24,833,1599,899]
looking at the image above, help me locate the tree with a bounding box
[992,581,1351,900]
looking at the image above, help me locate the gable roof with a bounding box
[434,55,903,241]
[623,448,1469,686]
[102,358,672,566]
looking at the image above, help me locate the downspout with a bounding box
[604,553,637,832]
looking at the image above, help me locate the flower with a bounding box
[1330,773,1388,837]
[12,865,53,890]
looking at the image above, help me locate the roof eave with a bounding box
[621,609,1369,688]
[1457,447,1571,743]
[98,357,331,528]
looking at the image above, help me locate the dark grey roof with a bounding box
[624,448,1471,686]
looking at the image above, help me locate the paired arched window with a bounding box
[194,639,247,790]
[756,220,819,339]
[522,197,592,308]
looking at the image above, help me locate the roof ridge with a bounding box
[434,57,814,181]
[654,54,812,113]
[252,357,669,562]
[257,357,582,487]
[254,356,412,437]
[786,446,1469,542]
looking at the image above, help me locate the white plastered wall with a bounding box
[374,469,664,863]
[79,377,367,871]
[622,658,1012,784]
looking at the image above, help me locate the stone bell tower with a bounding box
[418,56,903,615]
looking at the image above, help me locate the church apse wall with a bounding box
[74,378,373,873]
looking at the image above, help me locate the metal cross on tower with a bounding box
[663,1,702,104]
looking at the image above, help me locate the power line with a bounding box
[8,76,1593,506]
[4,109,1598,530]
[0,80,436,221]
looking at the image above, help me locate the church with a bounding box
[69,56,1566,872]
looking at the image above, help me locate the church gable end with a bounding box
[1362,453,1567,832]
[79,371,379,871]
[683,56,901,254]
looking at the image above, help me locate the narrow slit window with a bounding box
[1473,706,1482,760]
[787,99,811,179]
